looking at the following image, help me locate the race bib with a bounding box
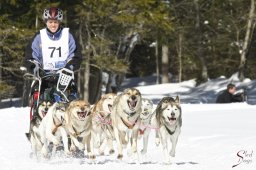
[40,28,69,70]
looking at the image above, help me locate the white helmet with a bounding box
[43,7,63,22]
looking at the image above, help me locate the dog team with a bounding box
[26,88,182,164]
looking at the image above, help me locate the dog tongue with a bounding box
[42,111,47,117]
[78,112,86,118]
[168,117,176,121]
[130,101,137,108]
[108,104,113,111]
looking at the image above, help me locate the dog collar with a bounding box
[96,110,111,118]
[123,109,137,117]
[164,124,177,135]
[140,112,153,121]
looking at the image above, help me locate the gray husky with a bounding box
[152,96,182,164]
[138,98,154,155]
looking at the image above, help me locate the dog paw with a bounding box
[109,149,115,155]
[41,147,47,155]
[155,138,160,146]
[169,150,175,157]
[127,149,132,157]
[70,144,76,152]
[163,159,171,165]
[64,149,72,156]
[122,144,127,149]
[29,152,34,159]
[117,154,123,160]
[52,139,59,146]
[41,150,49,159]
[99,151,104,156]
[88,153,96,159]
[78,143,85,150]
[163,161,171,165]
[95,141,101,148]
[140,149,147,155]
[123,140,128,146]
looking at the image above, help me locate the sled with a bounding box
[23,60,75,120]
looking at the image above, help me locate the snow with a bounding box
[0,75,256,170]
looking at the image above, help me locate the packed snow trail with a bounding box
[0,103,255,170]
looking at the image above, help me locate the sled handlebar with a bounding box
[23,60,74,81]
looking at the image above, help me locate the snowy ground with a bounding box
[0,75,256,170]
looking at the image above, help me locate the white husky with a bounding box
[37,102,69,158]
[138,98,154,155]
[91,93,117,155]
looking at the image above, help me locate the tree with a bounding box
[239,0,255,80]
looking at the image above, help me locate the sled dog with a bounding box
[111,88,142,159]
[153,96,182,164]
[92,93,117,155]
[64,100,95,159]
[25,101,53,157]
[38,102,69,157]
[138,98,154,155]
[38,101,53,119]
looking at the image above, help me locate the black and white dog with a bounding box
[152,96,182,164]
[25,101,52,157]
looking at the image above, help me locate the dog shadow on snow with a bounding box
[82,158,199,165]
[48,148,199,165]
[175,161,199,165]
[140,161,199,165]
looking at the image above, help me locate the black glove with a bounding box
[26,59,41,74]
[25,60,36,73]
[65,63,74,71]
[65,57,81,71]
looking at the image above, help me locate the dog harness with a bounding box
[95,111,112,125]
[120,116,139,129]
[164,124,177,135]
[52,117,63,134]
[71,125,87,137]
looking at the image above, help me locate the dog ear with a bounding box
[61,116,66,124]
[135,88,141,96]
[123,88,129,95]
[155,99,164,126]
[25,133,31,141]
[148,99,154,108]
[175,96,180,104]
[102,94,108,99]
[60,101,68,109]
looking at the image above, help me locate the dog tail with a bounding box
[25,132,31,141]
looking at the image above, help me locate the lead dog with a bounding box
[64,100,95,159]
[111,88,142,160]
[38,101,52,119]
[153,96,182,164]
[91,93,117,155]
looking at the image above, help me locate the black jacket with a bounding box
[216,90,243,103]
